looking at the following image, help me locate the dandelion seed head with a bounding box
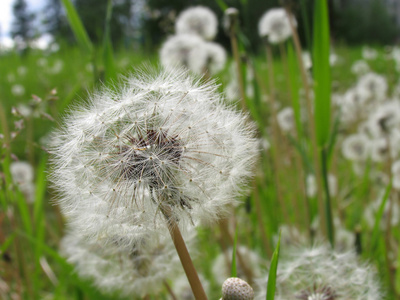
[11,84,25,96]
[341,134,370,161]
[258,8,296,44]
[175,6,218,40]
[10,161,34,185]
[188,42,227,75]
[50,67,258,246]
[362,46,378,60]
[61,230,187,297]
[160,34,204,70]
[277,107,295,132]
[366,100,400,137]
[351,60,370,75]
[356,72,388,101]
[255,245,382,300]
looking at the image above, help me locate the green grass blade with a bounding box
[287,42,303,140]
[103,0,116,83]
[0,233,15,254]
[33,155,47,225]
[312,0,331,147]
[266,232,281,300]
[371,181,392,253]
[215,0,228,11]
[231,226,238,277]
[61,0,93,55]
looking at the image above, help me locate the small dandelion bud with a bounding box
[223,8,239,35]
[222,277,254,300]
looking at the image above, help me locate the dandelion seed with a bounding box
[50,67,258,246]
[258,8,296,44]
[175,6,218,40]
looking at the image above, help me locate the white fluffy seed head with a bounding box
[10,161,34,185]
[255,245,382,300]
[222,277,254,300]
[341,134,370,162]
[258,8,296,44]
[60,230,187,297]
[356,72,388,101]
[50,67,258,247]
[175,6,218,40]
[160,34,204,70]
[188,42,227,75]
[277,107,294,132]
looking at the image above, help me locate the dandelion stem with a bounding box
[163,280,178,300]
[284,5,328,240]
[161,205,208,300]
[229,24,247,111]
[253,179,273,256]
[0,102,11,157]
[218,219,254,286]
[383,134,397,297]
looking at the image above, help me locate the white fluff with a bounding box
[258,8,296,44]
[175,6,218,40]
[50,68,258,247]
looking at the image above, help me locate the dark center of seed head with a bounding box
[119,129,183,187]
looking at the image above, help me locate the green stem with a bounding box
[321,148,334,247]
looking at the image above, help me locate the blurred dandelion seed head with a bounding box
[258,8,296,44]
[175,6,218,40]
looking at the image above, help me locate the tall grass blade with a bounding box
[371,181,392,253]
[61,0,93,55]
[103,0,116,83]
[266,232,281,300]
[312,0,331,147]
[287,42,303,140]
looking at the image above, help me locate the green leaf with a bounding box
[0,233,15,254]
[312,0,331,147]
[371,181,392,253]
[231,226,238,277]
[215,0,228,11]
[61,0,93,55]
[266,232,281,300]
[102,0,116,83]
[287,42,303,140]
[33,155,47,225]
